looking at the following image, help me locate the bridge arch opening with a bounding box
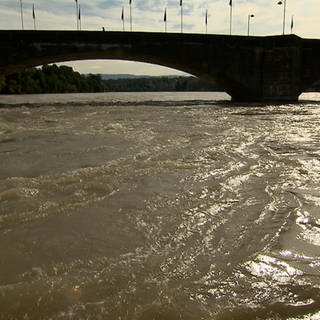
[31,59,224,94]
[1,57,225,95]
[54,60,191,78]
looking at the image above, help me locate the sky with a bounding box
[1,0,319,75]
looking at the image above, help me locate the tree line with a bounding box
[0,64,218,94]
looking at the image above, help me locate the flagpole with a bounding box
[164,8,167,33]
[180,0,183,33]
[75,0,79,31]
[229,0,233,35]
[32,4,36,30]
[129,0,132,32]
[79,5,81,31]
[19,0,24,30]
[121,7,125,31]
[205,9,208,34]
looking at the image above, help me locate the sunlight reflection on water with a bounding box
[0,92,320,319]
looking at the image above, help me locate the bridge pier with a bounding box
[209,36,303,102]
[259,46,302,102]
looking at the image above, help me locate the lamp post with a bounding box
[277,0,287,35]
[247,14,254,36]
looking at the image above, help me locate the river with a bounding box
[0,92,319,320]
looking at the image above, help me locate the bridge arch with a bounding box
[1,30,320,101]
[20,56,202,85]
[0,30,258,100]
[1,35,226,92]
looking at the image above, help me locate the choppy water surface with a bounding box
[0,92,320,320]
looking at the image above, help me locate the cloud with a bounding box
[2,0,319,35]
[58,60,189,76]
[1,0,319,73]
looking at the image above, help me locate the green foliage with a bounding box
[0,75,5,91]
[0,65,107,94]
[0,65,218,94]
[104,76,217,92]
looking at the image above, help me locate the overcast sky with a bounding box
[1,0,319,75]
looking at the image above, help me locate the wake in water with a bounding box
[0,92,320,319]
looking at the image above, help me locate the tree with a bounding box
[0,76,5,92]
[0,65,219,94]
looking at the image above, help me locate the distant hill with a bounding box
[100,74,182,80]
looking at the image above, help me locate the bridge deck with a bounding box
[1,30,319,101]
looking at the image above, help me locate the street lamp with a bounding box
[277,0,287,35]
[247,14,254,36]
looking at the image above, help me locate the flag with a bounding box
[121,7,124,20]
[129,0,132,4]
[205,9,208,25]
[229,0,232,6]
[180,0,182,6]
[32,4,35,19]
[78,5,81,20]
[291,15,294,32]
[75,0,78,2]
[164,8,167,22]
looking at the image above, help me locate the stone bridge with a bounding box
[1,30,320,101]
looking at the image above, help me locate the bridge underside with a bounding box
[0,31,320,102]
